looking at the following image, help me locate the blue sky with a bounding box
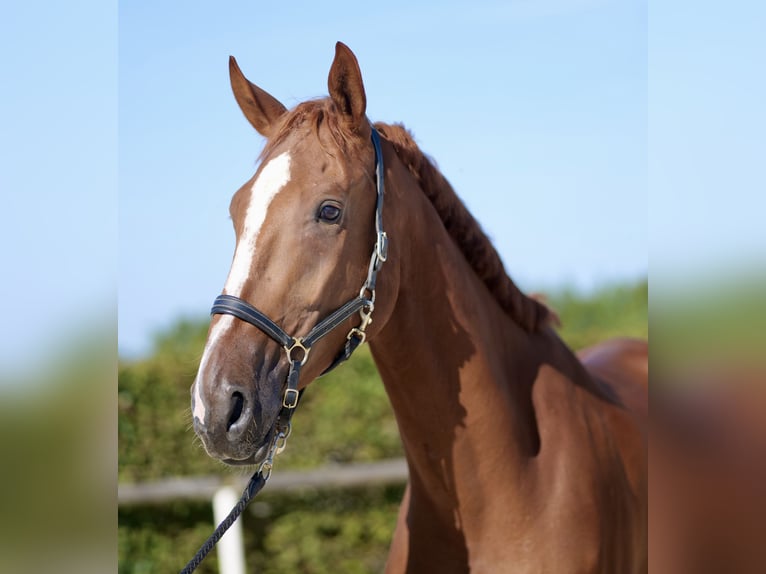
[0,2,116,375]
[1,0,764,369]
[649,1,766,281]
[119,0,647,358]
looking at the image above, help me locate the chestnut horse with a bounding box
[191,43,647,573]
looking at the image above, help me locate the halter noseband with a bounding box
[209,126,387,443]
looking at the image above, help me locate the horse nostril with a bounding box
[227,391,245,431]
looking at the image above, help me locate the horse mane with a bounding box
[373,122,555,333]
[259,99,554,332]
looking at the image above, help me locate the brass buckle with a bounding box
[282,388,300,409]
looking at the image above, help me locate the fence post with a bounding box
[212,486,247,574]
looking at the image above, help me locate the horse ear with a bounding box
[229,56,287,138]
[328,42,369,135]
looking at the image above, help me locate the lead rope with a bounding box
[179,472,266,574]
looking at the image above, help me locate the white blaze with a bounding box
[225,152,292,296]
[193,315,234,422]
[193,153,292,423]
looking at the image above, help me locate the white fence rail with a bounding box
[118,458,408,505]
[118,458,409,574]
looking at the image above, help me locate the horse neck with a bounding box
[367,149,576,514]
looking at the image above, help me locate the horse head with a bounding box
[191,43,398,465]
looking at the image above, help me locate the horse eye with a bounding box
[318,202,342,224]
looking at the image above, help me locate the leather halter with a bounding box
[182,129,386,574]
[209,126,387,435]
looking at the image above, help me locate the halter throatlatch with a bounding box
[180,127,387,574]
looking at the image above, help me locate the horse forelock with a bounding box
[259,99,364,163]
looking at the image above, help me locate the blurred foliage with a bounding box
[119,501,218,574]
[119,487,404,574]
[249,486,404,574]
[550,279,648,350]
[118,280,647,573]
[652,275,766,371]
[0,319,115,574]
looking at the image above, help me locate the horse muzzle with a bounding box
[191,372,280,464]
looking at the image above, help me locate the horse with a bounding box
[191,42,648,573]
[649,368,766,574]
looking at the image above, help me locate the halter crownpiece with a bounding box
[180,126,387,574]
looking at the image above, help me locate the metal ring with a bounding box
[347,327,367,345]
[284,338,311,365]
[358,286,376,305]
[274,428,290,455]
[259,460,273,481]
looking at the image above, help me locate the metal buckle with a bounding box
[282,388,300,409]
[376,232,388,263]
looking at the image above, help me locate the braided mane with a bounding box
[374,122,554,332]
